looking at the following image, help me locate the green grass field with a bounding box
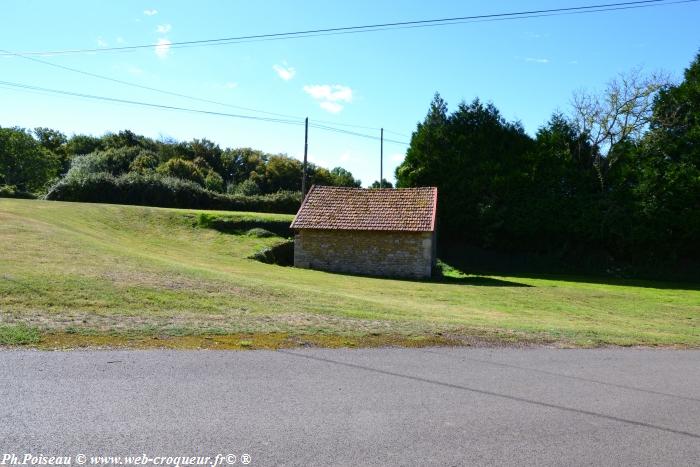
[1,198,698,348]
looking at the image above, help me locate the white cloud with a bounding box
[144,9,158,16]
[273,63,296,81]
[224,82,238,89]
[524,57,550,64]
[304,84,354,113]
[339,152,351,162]
[116,36,126,44]
[156,24,172,34]
[154,38,171,58]
[97,37,108,48]
[319,101,344,113]
[391,153,404,162]
[303,84,352,102]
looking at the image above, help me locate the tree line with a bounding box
[396,53,700,272]
[0,128,362,198]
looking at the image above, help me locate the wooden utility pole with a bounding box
[302,117,308,197]
[380,127,384,188]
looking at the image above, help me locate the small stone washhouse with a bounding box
[290,185,438,279]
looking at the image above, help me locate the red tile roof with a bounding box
[291,185,437,232]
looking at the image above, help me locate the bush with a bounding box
[204,171,224,192]
[66,147,152,178]
[0,185,36,199]
[155,158,206,185]
[45,172,301,214]
[231,179,261,196]
[247,228,276,238]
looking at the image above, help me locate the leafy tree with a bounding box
[189,139,223,174]
[629,52,700,259]
[264,155,302,192]
[220,148,267,185]
[155,158,206,185]
[203,171,224,192]
[34,127,69,176]
[67,147,153,179]
[397,95,533,246]
[230,178,262,196]
[129,153,160,173]
[65,134,103,156]
[572,69,669,190]
[329,167,362,187]
[370,179,393,188]
[0,126,57,192]
[308,166,334,186]
[101,130,156,151]
[34,127,67,153]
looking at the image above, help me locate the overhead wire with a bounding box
[0,80,411,145]
[2,0,695,147]
[0,0,692,56]
[1,49,410,137]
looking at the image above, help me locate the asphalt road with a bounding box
[1,347,699,466]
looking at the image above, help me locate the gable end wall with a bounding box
[294,229,434,278]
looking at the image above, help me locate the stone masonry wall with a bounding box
[294,229,434,278]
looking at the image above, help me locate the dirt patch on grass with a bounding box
[32,331,462,350]
[4,309,432,336]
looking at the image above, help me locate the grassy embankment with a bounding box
[0,199,698,349]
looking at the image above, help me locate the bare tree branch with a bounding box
[570,68,669,189]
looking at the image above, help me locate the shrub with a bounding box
[231,179,261,196]
[66,147,152,178]
[0,184,36,199]
[246,228,276,238]
[204,171,224,192]
[156,158,206,185]
[45,172,301,214]
[129,153,159,173]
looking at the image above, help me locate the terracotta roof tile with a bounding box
[290,185,437,232]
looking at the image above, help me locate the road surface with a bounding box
[1,347,698,466]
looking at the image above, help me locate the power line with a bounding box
[308,123,408,145]
[0,80,411,145]
[1,48,411,137]
[139,0,697,54]
[1,0,693,56]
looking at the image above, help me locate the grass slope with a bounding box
[1,199,698,348]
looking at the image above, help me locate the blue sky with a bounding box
[1,0,699,186]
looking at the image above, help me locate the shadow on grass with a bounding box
[434,274,531,287]
[195,213,292,238]
[297,263,532,287]
[439,243,700,291]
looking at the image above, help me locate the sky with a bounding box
[1,0,699,186]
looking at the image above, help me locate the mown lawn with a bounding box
[0,198,698,348]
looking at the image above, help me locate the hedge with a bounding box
[0,185,36,199]
[44,172,301,214]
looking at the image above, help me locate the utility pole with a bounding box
[302,117,308,197]
[380,127,384,188]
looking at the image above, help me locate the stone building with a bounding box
[290,185,438,278]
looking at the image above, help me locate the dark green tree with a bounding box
[0,126,57,192]
[397,95,534,246]
[370,179,393,188]
[329,167,361,187]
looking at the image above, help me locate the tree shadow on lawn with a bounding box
[440,245,700,292]
[434,274,531,287]
[312,263,532,287]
